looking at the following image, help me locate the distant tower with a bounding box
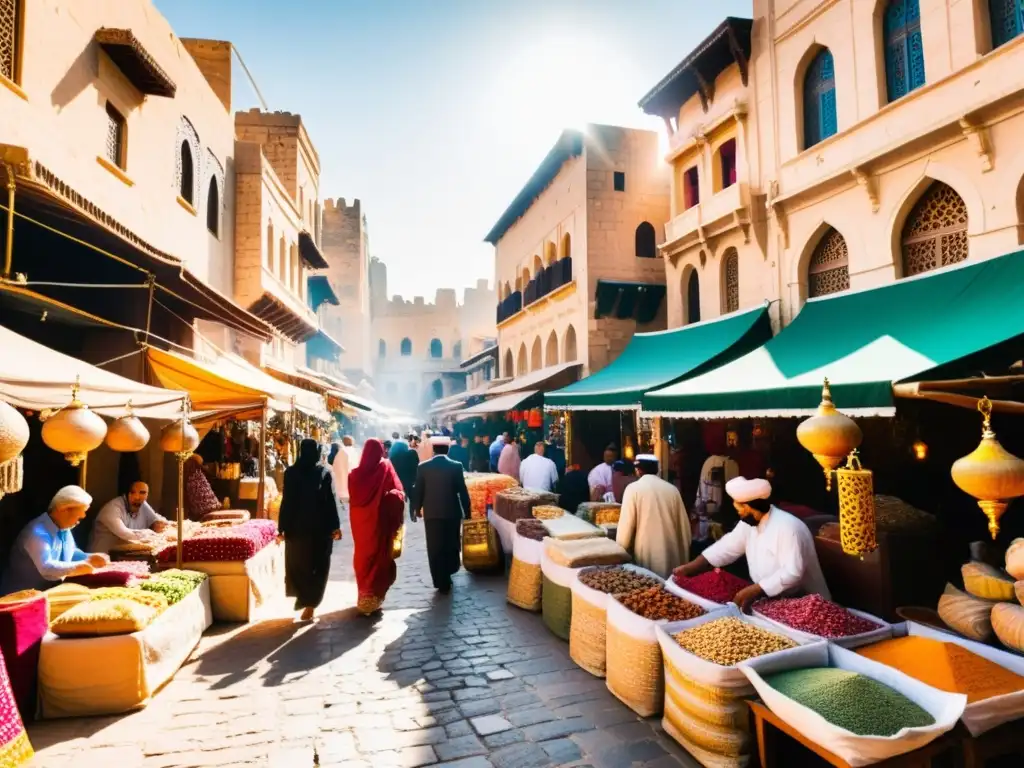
[369,257,388,318]
[320,198,371,380]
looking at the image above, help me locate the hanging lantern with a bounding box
[0,399,29,499]
[796,378,862,491]
[911,440,928,462]
[951,397,1024,540]
[160,419,199,454]
[40,378,107,467]
[835,452,878,556]
[105,401,150,452]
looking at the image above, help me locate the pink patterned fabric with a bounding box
[155,520,278,563]
[66,561,151,588]
[0,594,48,721]
[0,646,32,766]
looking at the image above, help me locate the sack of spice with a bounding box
[494,487,559,523]
[570,565,663,678]
[507,532,544,612]
[937,583,996,642]
[962,561,1016,602]
[667,569,750,612]
[739,642,966,765]
[857,623,1024,737]
[753,594,891,649]
[540,546,580,640]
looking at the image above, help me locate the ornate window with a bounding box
[635,222,657,258]
[175,117,201,205]
[718,139,737,190]
[990,0,1024,49]
[0,0,21,83]
[723,249,739,313]
[400,338,412,356]
[686,270,701,324]
[429,338,443,358]
[683,166,700,209]
[206,178,219,236]
[803,48,837,149]
[104,102,126,170]
[179,142,194,203]
[884,0,925,102]
[808,228,850,298]
[901,182,969,277]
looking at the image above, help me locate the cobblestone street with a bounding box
[27,517,699,768]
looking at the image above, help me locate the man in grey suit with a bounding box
[411,436,471,593]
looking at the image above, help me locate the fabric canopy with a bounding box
[546,304,772,411]
[456,390,540,419]
[643,249,1024,418]
[487,362,582,396]
[146,347,328,419]
[0,325,186,419]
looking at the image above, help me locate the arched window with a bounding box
[431,380,444,401]
[517,343,528,375]
[803,48,837,149]
[722,249,739,313]
[716,139,738,191]
[378,339,386,358]
[561,233,572,260]
[884,0,925,102]
[521,267,531,287]
[990,0,1024,49]
[635,222,657,259]
[453,340,462,359]
[514,275,523,293]
[429,338,443,358]
[544,241,557,265]
[545,331,559,367]
[206,177,219,236]
[808,228,851,298]
[400,338,412,356]
[179,141,194,204]
[530,337,542,372]
[901,182,969,277]
[563,325,578,363]
[685,270,701,324]
[532,254,544,278]
[503,349,514,378]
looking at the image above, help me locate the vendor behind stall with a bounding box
[673,476,829,611]
[587,443,618,501]
[88,481,169,554]
[1,486,109,594]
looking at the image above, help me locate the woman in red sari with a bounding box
[348,439,405,616]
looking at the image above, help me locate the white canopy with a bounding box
[0,325,186,420]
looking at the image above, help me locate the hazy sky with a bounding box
[156,0,752,300]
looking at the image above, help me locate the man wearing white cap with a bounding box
[616,454,691,579]
[1,485,109,594]
[673,476,829,611]
[411,435,471,593]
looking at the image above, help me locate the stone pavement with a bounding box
[27,515,700,768]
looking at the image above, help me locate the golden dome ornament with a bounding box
[796,378,863,491]
[951,397,1024,539]
[40,377,107,467]
[105,401,150,452]
[160,400,199,455]
[0,398,28,500]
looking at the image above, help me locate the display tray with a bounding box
[166,540,283,623]
[37,580,212,719]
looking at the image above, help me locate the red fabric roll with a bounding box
[0,593,48,722]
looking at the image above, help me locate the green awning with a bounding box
[642,249,1024,418]
[545,303,772,411]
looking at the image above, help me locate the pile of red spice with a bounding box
[755,593,881,638]
[672,568,751,603]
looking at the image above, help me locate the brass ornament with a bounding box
[796,378,863,491]
[951,397,1024,539]
[105,401,150,452]
[835,451,878,556]
[40,378,107,466]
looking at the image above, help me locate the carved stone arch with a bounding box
[517,343,528,375]
[205,149,225,210]
[720,247,740,313]
[793,220,850,303]
[681,262,701,324]
[562,325,578,363]
[793,42,837,151]
[530,337,542,372]
[175,116,202,204]
[545,330,559,367]
[503,348,515,378]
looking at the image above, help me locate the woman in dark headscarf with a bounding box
[348,438,405,616]
[279,438,342,621]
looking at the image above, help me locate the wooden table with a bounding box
[958,721,1024,768]
[747,700,958,768]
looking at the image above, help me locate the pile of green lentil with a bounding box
[765,668,935,736]
[139,569,208,605]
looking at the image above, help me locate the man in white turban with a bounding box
[1,485,109,594]
[673,476,829,612]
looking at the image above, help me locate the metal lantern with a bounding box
[796,378,863,491]
[105,401,150,452]
[0,399,29,466]
[835,452,878,556]
[40,378,107,467]
[160,418,199,454]
[951,397,1024,539]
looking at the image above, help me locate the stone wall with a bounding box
[320,197,372,380]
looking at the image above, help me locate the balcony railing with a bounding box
[497,257,574,324]
[496,291,523,324]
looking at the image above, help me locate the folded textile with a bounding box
[155,519,278,563]
[65,561,151,588]
[545,538,630,568]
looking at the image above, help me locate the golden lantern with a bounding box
[912,440,928,461]
[0,399,29,499]
[951,397,1024,539]
[105,401,150,452]
[40,378,107,466]
[796,378,862,491]
[160,418,199,454]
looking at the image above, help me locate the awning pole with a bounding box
[3,163,15,279]
[78,455,88,491]
[258,401,267,519]
[175,401,187,569]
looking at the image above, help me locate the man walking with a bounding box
[391,437,420,523]
[616,454,691,579]
[411,436,471,593]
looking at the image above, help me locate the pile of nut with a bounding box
[578,566,661,595]
[672,617,796,666]
[516,518,548,542]
[618,587,706,621]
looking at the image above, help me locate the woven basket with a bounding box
[606,622,664,717]
[462,519,501,572]
[570,591,608,677]
[542,574,573,640]
[665,660,749,730]
[663,685,751,757]
[507,558,542,611]
[663,699,751,768]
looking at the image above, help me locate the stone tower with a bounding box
[320,198,372,380]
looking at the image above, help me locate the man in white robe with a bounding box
[89,482,169,553]
[616,455,691,579]
[587,443,618,499]
[674,476,830,611]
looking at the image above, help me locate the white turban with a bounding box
[430,436,451,446]
[48,485,92,511]
[725,476,771,504]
